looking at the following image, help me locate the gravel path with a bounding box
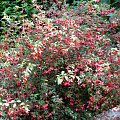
[94,107,120,120]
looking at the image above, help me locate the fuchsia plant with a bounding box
[0,1,120,120]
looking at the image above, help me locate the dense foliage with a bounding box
[0,0,37,35]
[0,0,120,120]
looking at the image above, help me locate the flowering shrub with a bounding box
[0,0,39,36]
[0,1,120,120]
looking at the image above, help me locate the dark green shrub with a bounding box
[0,0,37,35]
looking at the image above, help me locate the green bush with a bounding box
[0,1,120,120]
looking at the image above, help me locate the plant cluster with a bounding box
[0,0,120,120]
[0,0,38,35]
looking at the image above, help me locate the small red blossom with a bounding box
[116,57,120,64]
[81,83,86,87]
[38,115,42,120]
[100,10,109,16]
[75,107,79,111]
[0,111,2,116]
[35,105,40,110]
[26,43,34,49]
[81,104,85,110]
[42,104,48,110]
[16,81,21,86]
[7,109,13,116]
[22,76,28,84]
[36,36,40,40]
[46,113,52,118]
[95,105,99,110]
[109,7,115,13]
[63,81,71,86]
[70,98,74,106]
[95,0,100,3]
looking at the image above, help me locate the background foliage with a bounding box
[0,0,120,120]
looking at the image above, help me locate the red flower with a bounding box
[81,83,86,87]
[81,104,85,110]
[107,82,113,87]
[42,104,48,110]
[70,98,74,106]
[116,57,120,64]
[35,105,40,110]
[7,109,13,116]
[38,115,42,120]
[16,81,21,86]
[63,81,71,86]
[109,7,114,13]
[36,36,40,40]
[26,43,34,49]
[46,113,52,118]
[95,0,100,3]
[0,53,2,58]
[0,111,2,116]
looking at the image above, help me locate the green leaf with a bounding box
[4,103,9,107]
[57,77,63,85]
[65,76,69,81]
[0,102,3,106]
[39,100,45,105]
[23,2,28,7]
[15,100,20,103]
[61,71,65,75]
